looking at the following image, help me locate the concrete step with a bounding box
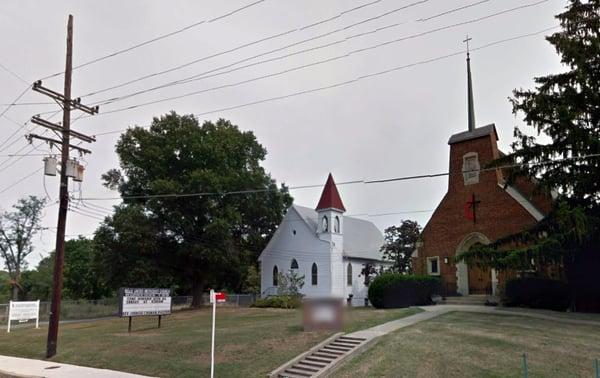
[441,295,498,306]
[333,339,360,346]
[338,336,366,342]
[283,368,312,377]
[312,352,339,360]
[305,356,333,364]
[279,373,308,378]
[322,345,351,353]
[297,360,327,369]
[273,334,368,377]
[327,342,354,350]
[291,363,320,373]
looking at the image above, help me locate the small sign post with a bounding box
[7,300,40,333]
[210,289,226,378]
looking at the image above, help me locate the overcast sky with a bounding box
[0,0,567,267]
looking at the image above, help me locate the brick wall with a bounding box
[414,130,548,295]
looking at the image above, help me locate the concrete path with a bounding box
[0,356,153,378]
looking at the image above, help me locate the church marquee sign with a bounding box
[118,288,172,317]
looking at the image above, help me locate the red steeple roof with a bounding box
[316,173,346,212]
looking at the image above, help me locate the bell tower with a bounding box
[316,173,346,297]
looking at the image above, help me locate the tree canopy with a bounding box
[97,113,292,305]
[380,220,421,274]
[0,196,46,300]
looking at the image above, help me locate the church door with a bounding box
[468,265,492,295]
[466,243,492,295]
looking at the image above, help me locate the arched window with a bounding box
[290,259,299,270]
[347,263,353,286]
[322,216,328,232]
[334,216,340,233]
[311,263,318,286]
[272,265,279,286]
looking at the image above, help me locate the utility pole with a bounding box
[27,14,98,358]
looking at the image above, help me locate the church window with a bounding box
[290,259,299,270]
[347,263,353,286]
[273,265,279,286]
[427,257,440,276]
[334,216,340,233]
[311,263,318,285]
[463,152,480,185]
[322,216,329,232]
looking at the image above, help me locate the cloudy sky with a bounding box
[0,0,567,266]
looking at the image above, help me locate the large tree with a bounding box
[380,220,421,274]
[99,113,292,305]
[458,1,599,307]
[0,196,45,300]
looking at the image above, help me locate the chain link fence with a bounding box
[0,294,257,325]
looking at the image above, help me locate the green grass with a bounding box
[332,311,600,378]
[0,306,421,377]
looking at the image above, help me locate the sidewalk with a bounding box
[0,356,153,378]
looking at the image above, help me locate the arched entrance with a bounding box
[455,233,497,296]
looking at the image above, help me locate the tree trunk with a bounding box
[191,278,204,308]
[11,270,20,300]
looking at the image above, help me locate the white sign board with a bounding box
[7,300,40,333]
[118,288,172,317]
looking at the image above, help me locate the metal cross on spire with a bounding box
[463,35,473,58]
[463,35,476,132]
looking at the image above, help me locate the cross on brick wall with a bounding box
[465,193,481,224]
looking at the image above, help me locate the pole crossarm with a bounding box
[32,80,99,115]
[26,133,91,155]
[30,116,96,143]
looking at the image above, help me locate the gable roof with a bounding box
[293,205,384,261]
[315,174,346,212]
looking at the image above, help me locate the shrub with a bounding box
[251,295,301,309]
[368,273,440,309]
[504,277,571,311]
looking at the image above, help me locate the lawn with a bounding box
[0,306,421,377]
[332,311,600,378]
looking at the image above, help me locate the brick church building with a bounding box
[412,51,552,297]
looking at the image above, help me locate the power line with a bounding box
[0,167,43,194]
[94,0,552,115]
[76,153,600,202]
[84,0,506,107]
[189,25,558,118]
[90,24,558,140]
[40,0,268,80]
[417,0,491,22]
[80,0,430,100]
[0,62,29,85]
[0,85,31,118]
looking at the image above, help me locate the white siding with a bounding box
[259,208,331,297]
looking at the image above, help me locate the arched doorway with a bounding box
[455,233,497,296]
[467,243,492,294]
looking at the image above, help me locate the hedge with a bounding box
[504,277,571,311]
[368,273,441,309]
[251,295,301,309]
